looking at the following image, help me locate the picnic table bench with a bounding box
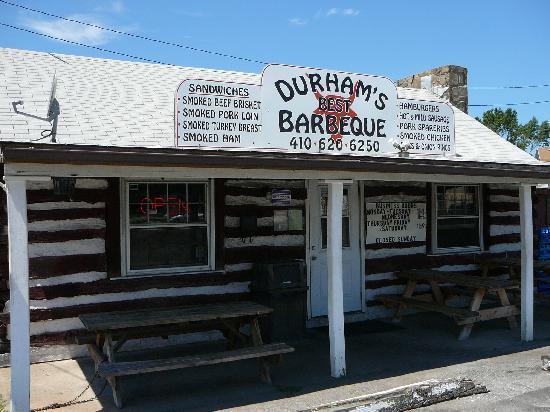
[377,269,520,340]
[79,301,294,408]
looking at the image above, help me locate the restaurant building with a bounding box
[0,47,549,410]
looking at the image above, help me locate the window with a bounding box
[320,185,351,249]
[433,184,482,252]
[123,181,211,275]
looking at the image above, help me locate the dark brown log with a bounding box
[489,188,519,197]
[27,188,107,204]
[489,202,519,213]
[224,246,305,264]
[482,184,490,251]
[224,205,305,218]
[365,251,519,275]
[215,178,226,270]
[27,208,104,222]
[489,215,520,226]
[366,241,425,251]
[0,292,250,324]
[488,233,520,245]
[28,271,251,300]
[224,227,305,238]
[29,254,106,278]
[224,186,307,199]
[28,229,106,243]
[104,178,121,278]
[364,185,427,197]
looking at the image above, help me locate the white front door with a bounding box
[309,181,363,318]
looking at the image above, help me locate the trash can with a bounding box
[251,260,307,342]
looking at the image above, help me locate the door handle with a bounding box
[311,256,317,261]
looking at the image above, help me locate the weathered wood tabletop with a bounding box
[80,301,273,332]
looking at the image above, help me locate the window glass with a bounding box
[126,182,209,273]
[320,186,351,249]
[130,227,208,270]
[435,185,480,250]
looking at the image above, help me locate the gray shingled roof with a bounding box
[0,47,543,166]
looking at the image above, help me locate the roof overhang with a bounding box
[1,142,549,184]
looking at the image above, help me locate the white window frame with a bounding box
[431,183,483,254]
[120,179,215,277]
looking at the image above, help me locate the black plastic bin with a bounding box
[251,260,307,342]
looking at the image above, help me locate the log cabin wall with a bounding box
[0,177,521,347]
[222,179,306,279]
[364,182,521,319]
[0,177,306,348]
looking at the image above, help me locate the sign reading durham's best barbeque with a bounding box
[260,64,398,155]
[176,79,261,148]
[398,98,455,155]
[366,202,426,244]
[175,65,456,156]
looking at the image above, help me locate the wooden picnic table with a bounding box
[377,269,520,340]
[79,301,294,408]
[479,256,550,279]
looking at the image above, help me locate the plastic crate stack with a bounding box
[537,227,550,295]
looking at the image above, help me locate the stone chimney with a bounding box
[397,65,468,113]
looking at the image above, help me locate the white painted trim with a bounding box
[6,179,30,412]
[327,181,346,378]
[520,184,534,342]
[120,179,214,276]
[5,162,546,185]
[305,179,312,320]
[359,181,366,314]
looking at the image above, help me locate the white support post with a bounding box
[326,181,346,377]
[6,178,30,412]
[520,184,534,342]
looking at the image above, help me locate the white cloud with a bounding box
[23,15,113,46]
[326,8,360,17]
[289,17,308,26]
[94,1,125,14]
[342,8,360,16]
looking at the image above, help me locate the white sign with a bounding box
[261,64,398,155]
[397,98,455,155]
[176,79,261,148]
[271,189,291,206]
[366,202,426,244]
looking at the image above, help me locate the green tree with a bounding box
[476,108,549,152]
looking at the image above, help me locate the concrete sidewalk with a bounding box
[2,308,550,411]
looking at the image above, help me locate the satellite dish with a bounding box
[11,71,61,142]
[46,73,60,121]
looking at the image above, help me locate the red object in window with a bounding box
[139,196,190,218]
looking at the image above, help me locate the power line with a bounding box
[470,84,550,90]
[0,0,269,65]
[0,22,176,65]
[469,100,550,107]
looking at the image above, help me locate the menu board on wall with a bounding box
[176,79,261,148]
[366,202,426,244]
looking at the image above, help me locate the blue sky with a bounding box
[0,0,548,123]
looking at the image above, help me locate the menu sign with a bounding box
[366,202,426,244]
[260,64,398,155]
[397,98,455,155]
[176,79,261,148]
